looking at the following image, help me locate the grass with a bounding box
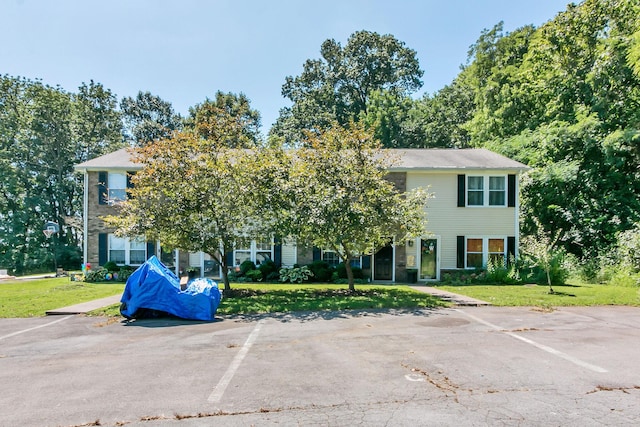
[436,280,640,308]
[0,277,124,318]
[93,284,450,317]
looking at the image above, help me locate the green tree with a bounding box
[104,106,273,291]
[271,31,423,145]
[187,91,262,146]
[120,91,182,145]
[279,122,430,291]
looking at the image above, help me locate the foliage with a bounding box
[0,75,123,274]
[239,260,257,275]
[336,263,364,280]
[270,30,423,145]
[277,121,430,290]
[102,261,120,272]
[120,91,182,145]
[258,259,279,280]
[84,267,132,283]
[614,223,640,271]
[245,269,263,282]
[520,222,570,291]
[306,260,335,282]
[103,99,276,291]
[279,266,314,283]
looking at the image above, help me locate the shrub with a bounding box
[245,269,263,282]
[482,257,520,285]
[279,266,314,283]
[307,260,334,282]
[239,260,256,275]
[103,261,120,272]
[258,259,278,279]
[336,263,364,280]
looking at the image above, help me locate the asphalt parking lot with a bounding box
[1,306,639,427]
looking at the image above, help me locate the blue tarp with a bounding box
[120,256,221,321]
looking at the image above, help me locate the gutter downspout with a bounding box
[82,170,89,264]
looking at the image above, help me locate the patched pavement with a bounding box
[1,306,639,426]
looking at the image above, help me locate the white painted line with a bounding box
[0,315,74,341]
[456,309,608,373]
[208,319,266,403]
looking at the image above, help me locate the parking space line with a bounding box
[456,309,608,373]
[208,318,266,403]
[0,315,74,341]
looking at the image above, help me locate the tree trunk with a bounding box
[219,251,232,291]
[345,261,356,292]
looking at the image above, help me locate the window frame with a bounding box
[108,234,147,266]
[466,175,507,207]
[321,249,362,268]
[464,236,507,269]
[233,239,274,267]
[107,172,127,202]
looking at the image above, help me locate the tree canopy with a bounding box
[279,122,430,290]
[270,30,423,145]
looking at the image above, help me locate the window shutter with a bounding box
[225,250,234,268]
[98,233,108,266]
[457,175,466,207]
[98,172,108,205]
[362,255,371,269]
[507,236,516,264]
[456,236,465,268]
[508,174,516,207]
[312,247,321,261]
[274,237,282,266]
[146,241,156,259]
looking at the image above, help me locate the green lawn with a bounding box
[0,277,124,318]
[436,282,640,308]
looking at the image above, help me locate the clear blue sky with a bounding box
[1,0,571,133]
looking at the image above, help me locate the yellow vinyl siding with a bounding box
[407,171,517,270]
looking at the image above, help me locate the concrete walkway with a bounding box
[45,294,122,315]
[410,286,491,306]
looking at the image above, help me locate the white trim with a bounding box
[466,174,508,207]
[464,236,508,268]
[83,172,88,264]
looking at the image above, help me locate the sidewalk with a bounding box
[46,294,122,315]
[410,286,491,306]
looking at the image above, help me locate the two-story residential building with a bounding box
[74,148,529,282]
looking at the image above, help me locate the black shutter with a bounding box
[146,241,156,259]
[507,236,516,265]
[508,174,516,207]
[312,247,321,261]
[456,236,465,268]
[98,172,108,205]
[362,255,371,269]
[274,237,282,267]
[98,233,108,266]
[225,250,234,268]
[457,175,466,207]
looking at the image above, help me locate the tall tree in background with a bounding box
[270,30,423,145]
[0,75,123,274]
[120,91,182,145]
[187,91,262,146]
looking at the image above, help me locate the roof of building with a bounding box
[74,147,530,172]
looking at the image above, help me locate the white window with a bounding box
[322,250,362,268]
[467,176,506,207]
[234,239,274,267]
[108,234,146,265]
[466,237,506,268]
[108,172,127,202]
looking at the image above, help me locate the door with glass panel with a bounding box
[419,238,438,280]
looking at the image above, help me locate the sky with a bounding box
[1,0,572,134]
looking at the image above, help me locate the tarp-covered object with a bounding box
[120,256,221,321]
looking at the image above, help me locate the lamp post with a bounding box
[43,221,60,276]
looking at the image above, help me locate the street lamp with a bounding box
[43,221,60,276]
